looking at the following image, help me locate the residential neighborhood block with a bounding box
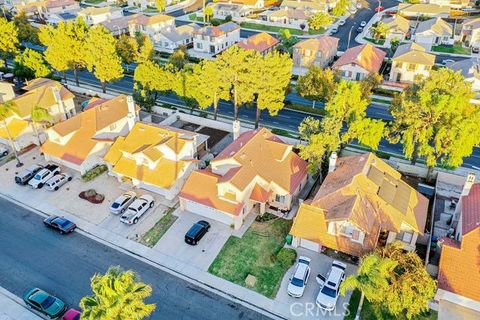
[332,44,386,81]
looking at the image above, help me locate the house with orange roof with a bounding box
[293,36,339,73]
[41,95,138,174]
[267,8,312,30]
[0,78,75,152]
[436,175,480,317]
[193,22,241,55]
[128,13,176,39]
[332,44,386,81]
[216,0,264,9]
[78,6,123,25]
[179,128,308,229]
[104,122,208,200]
[237,32,279,55]
[289,152,429,256]
[206,3,252,20]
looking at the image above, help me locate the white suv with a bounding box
[287,256,311,298]
[120,195,155,225]
[316,260,347,311]
[28,164,61,189]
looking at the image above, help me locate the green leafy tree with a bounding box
[155,0,166,11]
[13,48,51,81]
[85,25,123,93]
[308,12,333,31]
[0,17,19,65]
[297,66,337,106]
[39,24,70,81]
[136,36,154,63]
[332,0,349,17]
[134,60,175,110]
[298,116,321,142]
[30,106,53,146]
[388,68,480,178]
[14,11,39,44]
[80,266,155,320]
[341,242,437,319]
[116,35,139,64]
[204,6,214,22]
[370,21,389,41]
[359,72,383,99]
[167,45,190,70]
[0,101,22,166]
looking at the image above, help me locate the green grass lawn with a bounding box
[344,290,362,320]
[240,22,324,36]
[432,43,470,55]
[84,0,104,4]
[360,299,438,320]
[208,215,292,298]
[364,37,386,45]
[139,206,178,247]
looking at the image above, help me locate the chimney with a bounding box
[328,152,337,173]
[52,87,67,120]
[461,173,476,196]
[232,120,240,141]
[126,95,137,131]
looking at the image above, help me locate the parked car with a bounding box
[385,10,397,15]
[287,256,311,298]
[43,216,77,234]
[374,6,384,12]
[338,20,346,26]
[315,260,347,311]
[45,173,72,191]
[356,26,363,33]
[0,144,8,158]
[28,164,61,189]
[442,59,455,66]
[62,308,81,320]
[23,288,67,318]
[473,47,479,54]
[15,164,44,185]
[360,21,367,27]
[110,191,137,215]
[331,27,338,34]
[185,220,210,245]
[120,194,155,225]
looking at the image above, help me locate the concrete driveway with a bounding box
[153,209,233,271]
[276,248,357,320]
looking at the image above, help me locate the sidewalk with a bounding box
[0,287,43,320]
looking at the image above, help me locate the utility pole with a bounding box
[347,23,356,50]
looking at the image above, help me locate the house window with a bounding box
[305,49,311,56]
[196,42,203,49]
[407,63,416,71]
[109,123,116,131]
[275,194,285,203]
[356,73,364,81]
[340,224,355,237]
[402,231,413,243]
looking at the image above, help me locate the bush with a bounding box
[211,18,223,26]
[81,164,107,182]
[277,247,297,268]
[189,13,197,21]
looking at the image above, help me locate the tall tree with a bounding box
[80,266,155,320]
[155,0,166,12]
[204,6,214,23]
[85,25,124,93]
[388,68,480,178]
[307,12,333,31]
[0,101,22,167]
[167,45,190,70]
[253,51,293,128]
[296,66,337,106]
[13,48,51,81]
[332,0,349,16]
[370,21,389,41]
[133,60,175,110]
[116,35,139,64]
[14,11,39,44]
[136,36,154,63]
[30,106,53,146]
[0,17,19,66]
[341,242,437,319]
[359,72,383,99]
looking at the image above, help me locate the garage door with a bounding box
[300,238,320,252]
[182,199,234,226]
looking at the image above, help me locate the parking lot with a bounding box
[276,248,357,320]
[153,209,233,271]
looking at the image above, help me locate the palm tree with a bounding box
[370,22,389,42]
[80,266,156,320]
[30,105,53,146]
[0,101,23,167]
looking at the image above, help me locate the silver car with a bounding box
[45,173,72,191]
[316,260,347,311]
[110,191,137,215]
[120,194,155,225]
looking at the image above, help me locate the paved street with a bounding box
[0,198,272,320]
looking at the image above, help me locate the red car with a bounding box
[62,308,81,320]
[375,6,384,12]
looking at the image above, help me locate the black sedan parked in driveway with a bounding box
[43,216,77,234]
[185,220,210,245]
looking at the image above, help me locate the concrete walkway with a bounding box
[0,287,43,320]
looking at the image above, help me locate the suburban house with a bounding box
[207,3,252,19]
[77,6,123,25]
[459,18,480,49]
[446,58,480,92]
[423,0,470,9]
[390,42,435,83]
[179,128,308,230]
[104,122,208,200]
[102,14,141,36]
[267,8,311,30]
[289,153,429,256]
[280,0,327,13]
[0,78,75,151]
[128,14,176,38]
[193,22,241,55]
[152,24,200,53]
[14,0,80,19]
[216,0,264,9]
[332,43,386,81]
[397,3,450,18]
[383,15,410,44]
[127,0,155,10]
[413,17,453,50]
[436,177,480,317]
[0,82,15,103]
[41,95,139,174]
[293,36,339,72]
[237,32,279,55]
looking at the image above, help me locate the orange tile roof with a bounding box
[332,44,386,73]
[250,183,271,202]
[293,36,339,53]
[237,32,279,53]
[41,95,136,166]
[129,14,174,26]
[460,183,480,235]
[0,118,29,140]
[217,0,260,6]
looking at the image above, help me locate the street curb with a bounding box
[0,192,286,320]
[0,287,44,320]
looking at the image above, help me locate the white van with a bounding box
[45,173,72,191]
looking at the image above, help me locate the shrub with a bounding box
[189,13,197,21]
[81,164,107,182]
[277,247,297,268]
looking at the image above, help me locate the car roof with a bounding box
[30,290,49,303]
[52,216,69,224]
[294,262,309,278]
[326,266,344,287]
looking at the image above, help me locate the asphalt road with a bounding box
[0,198,272,320]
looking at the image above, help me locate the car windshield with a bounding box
[111,202,121,209]
[291,277,304,287]
[40,296,55,309]
[321,285,337,298]
[59,220,71,227]
[34,174,42,180]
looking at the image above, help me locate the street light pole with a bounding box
[347,23,356,50]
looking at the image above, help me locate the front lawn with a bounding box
[432,43,470,55]
[364,37,386,45]
[139,206,178,247]
[84,0,104,4]
[240,22,325,36]
[360,299,438,320]
[208,214,293,298]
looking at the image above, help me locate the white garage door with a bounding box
[300,238,321,252]
[182,199,234,226]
